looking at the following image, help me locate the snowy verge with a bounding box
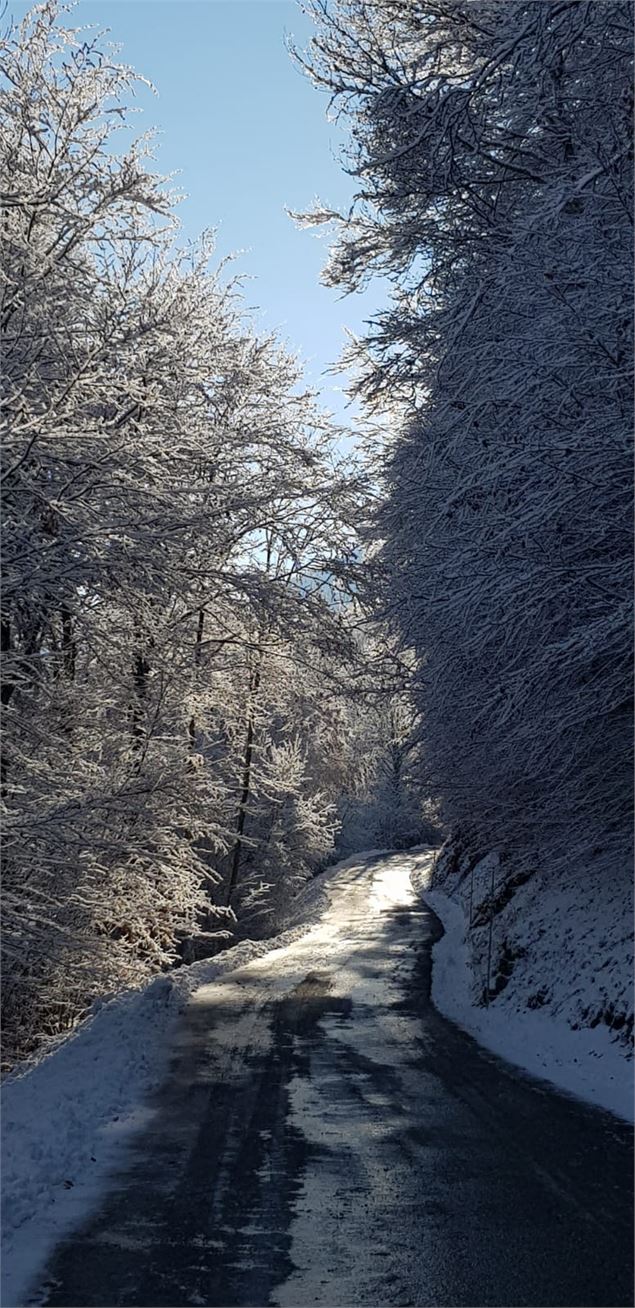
[1,854,364,1308]
[410,851,633,1123]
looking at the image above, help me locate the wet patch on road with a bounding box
[34,970,353,1307]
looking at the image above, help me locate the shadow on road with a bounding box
[33,863,634,1308]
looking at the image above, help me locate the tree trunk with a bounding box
[188,608,205,749]
[131,637,151,757]
[60,604,76,681]
[226,661,261,907]
[1,616,12,795]
[1,616,13,709]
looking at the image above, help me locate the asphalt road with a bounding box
[31,854,633,1308]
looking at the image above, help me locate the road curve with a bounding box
[32,853,633,1308]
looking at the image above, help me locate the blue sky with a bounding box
[11,0,382,426]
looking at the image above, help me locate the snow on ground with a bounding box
[411,847,634,1123]
[1,854,372,1308]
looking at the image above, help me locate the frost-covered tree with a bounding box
[0,2,366,1065]
[336,687,438,855]
[299,1,633,876]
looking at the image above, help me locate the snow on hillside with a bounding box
[1,857,353,1308]
[411,845,633,1123]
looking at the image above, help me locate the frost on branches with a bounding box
[299,0,633,883]
[0,3,372,1066]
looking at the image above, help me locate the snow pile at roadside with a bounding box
[411,847,633,1122]
[1,856,350,1307]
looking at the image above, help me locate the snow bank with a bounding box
[411,848,634,1123]
[1,858,343,1307]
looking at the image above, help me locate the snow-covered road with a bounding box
[30,852,633,1307]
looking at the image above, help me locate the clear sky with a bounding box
[10,0,382,427]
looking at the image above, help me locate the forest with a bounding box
[2,0,632,1073]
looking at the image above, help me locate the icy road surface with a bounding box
[33,853,633,1308]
